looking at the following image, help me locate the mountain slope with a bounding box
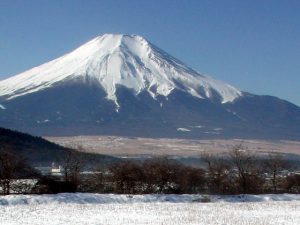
[0,127,118,166]
[0,34,299,140]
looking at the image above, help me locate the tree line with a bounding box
[1,144,300,195]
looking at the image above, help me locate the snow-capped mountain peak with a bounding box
[0,34,242,106]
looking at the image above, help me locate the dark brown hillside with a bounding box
[0,127,118,166]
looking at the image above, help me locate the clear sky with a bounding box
[1,0,299,106]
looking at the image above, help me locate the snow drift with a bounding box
[1,193,300,206]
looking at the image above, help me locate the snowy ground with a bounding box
[1,193,300,225]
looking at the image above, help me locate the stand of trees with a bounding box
[0,144,39,195]
[104,157,206,194]
[1,144,300,195]
[74,146,300,195]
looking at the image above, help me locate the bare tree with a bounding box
[202,153,232,194]
[109,161,144,194]
[285,174,300,193]
[264,153,291,193]
[0,144,36,195]
[229,145,264,194]
[80,167,107,193]
[177,166,206,194]
[62,150,85,190]
[143,157,182,194]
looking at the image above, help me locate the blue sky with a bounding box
[1,0,299,106]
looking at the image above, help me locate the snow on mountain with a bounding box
[0,104,6,110]
[0,34,242,107]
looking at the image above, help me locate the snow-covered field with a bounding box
[1,193,300,225]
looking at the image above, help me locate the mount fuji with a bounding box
[0,34,299,140]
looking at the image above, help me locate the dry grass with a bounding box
[45,135,300,157]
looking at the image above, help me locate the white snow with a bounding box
[213,128,223,131]
[193,125,204,128]
[0,193,299,225]
[0,104,5,109]
[204,131,220,135]
[0,34,242,108]
[177,128,191,132]
[1,193,300,206]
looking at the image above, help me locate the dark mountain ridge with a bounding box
[0,126,118,166]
